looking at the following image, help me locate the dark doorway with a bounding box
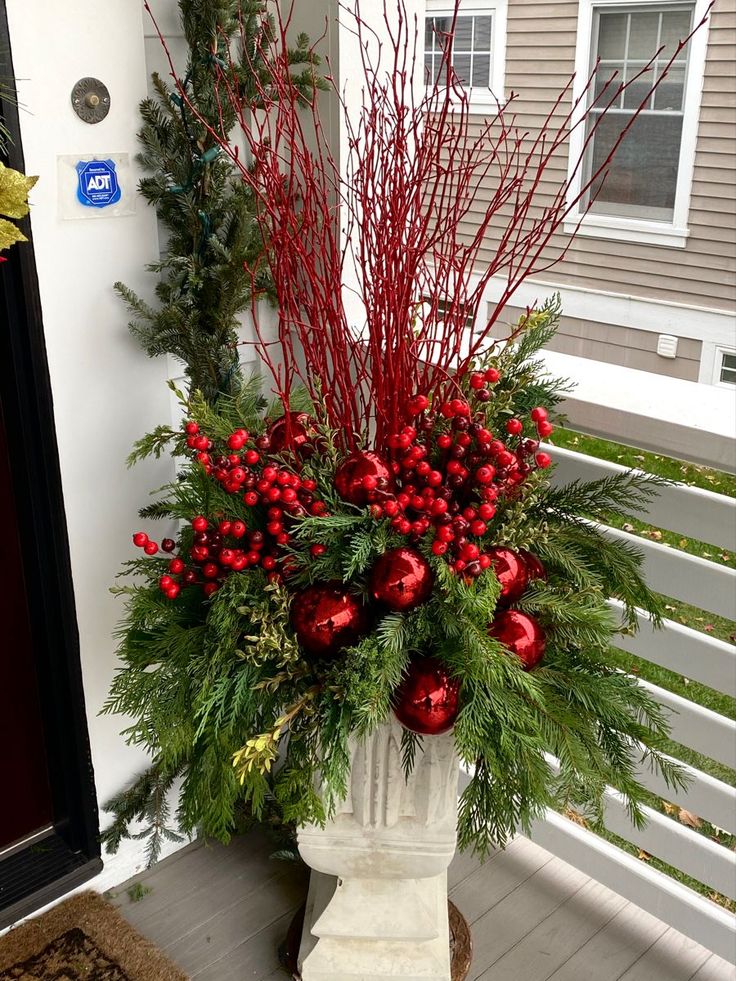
[0,0,101,926]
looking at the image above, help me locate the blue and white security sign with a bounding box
[75,159,121,208]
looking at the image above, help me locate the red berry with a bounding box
[183,570,198,585]
[218,520,232,535]
[506,419,523,436]
[407,394,429,414]
[219,549,234,566]
[469,373,485,390]
[244,449,260,465]
[535,452,552,468]
[432,541,448,556]
[310,543,327,557]
[530,406,548,423]
[143,541,158,555]
[228,433,246,450]
[165,584,180,600]
[470,520,487,537]
[161,538,175,552]
[202,562,219,579]
[437,434,452,450]
[478,503,496,520]
[475,466,494,485]
[462,543,480,561]
[262,555,277,571]
[537,420,554,438]
[203,583,218,597]
[484,368,500,383]
[479,554,492,569]
[436,525,454,543]
[169,558,185,574]
[427,469,443,487]
[193,435,209,451]
[192,516,208,533]
[132,532,148,547]
[231,520,246,538]
[185,421,199,435]
[159,575,173,590]
[497,450,515,468]
[191,545,209,563]
[243,491,259,507]
[450,399,469,417]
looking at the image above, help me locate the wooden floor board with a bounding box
[115,831,728,980]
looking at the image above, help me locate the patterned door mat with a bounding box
[0,891,187,980]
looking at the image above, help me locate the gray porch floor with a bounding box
[112,831,735,980]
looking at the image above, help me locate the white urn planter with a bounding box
[296,719,470,981]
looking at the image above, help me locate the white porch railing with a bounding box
[521,432,736,961]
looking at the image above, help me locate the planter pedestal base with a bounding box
[294,720,470,981]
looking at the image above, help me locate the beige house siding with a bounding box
[464,0,736,312]
[499,305,703,380]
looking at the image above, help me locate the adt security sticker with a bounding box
[76,159,121,208]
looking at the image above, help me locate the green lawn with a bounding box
[551,429,736,912]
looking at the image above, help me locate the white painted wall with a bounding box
[5,0,185,892]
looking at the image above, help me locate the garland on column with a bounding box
[114,0,325,403]
[103,1,705,863]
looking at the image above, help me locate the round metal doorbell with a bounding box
[71,77,111,124]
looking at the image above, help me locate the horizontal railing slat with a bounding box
[609,599,736,695]
[551,445,736,551]
[527,808,736,962]
[601,788,736,900]
[603,526,736,620]
[638,678,736,770]
[634,750,736,836]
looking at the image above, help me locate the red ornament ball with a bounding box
[370,547,434,611]
[393,655,461,735]
[488,547,528,605]
[290,582,369,657]
[489,610,546,670]
[520,549,547,582]
[334,451,394,506]
[267,411,317,457]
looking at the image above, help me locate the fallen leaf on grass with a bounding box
[647,529,663,541]
[678,808,703,829]
[638,850,651,862]
[622,522,635,532]
[703,624,714,632]
[564,807,589,829]
[662,802,677,816]
[678,538,689,548]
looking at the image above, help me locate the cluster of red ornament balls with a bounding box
[131,413,329,599]
[331,374,553,579]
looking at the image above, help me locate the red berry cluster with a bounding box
[337,369,554,578]
[132,418,328,599]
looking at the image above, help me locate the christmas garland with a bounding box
[105,299,684,859]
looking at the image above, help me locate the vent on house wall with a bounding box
[656,335,679,359]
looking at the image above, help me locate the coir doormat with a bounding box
[0,891,187,980]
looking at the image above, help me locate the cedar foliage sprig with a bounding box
[103,302,685,864]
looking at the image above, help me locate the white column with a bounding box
[298,720,458,981]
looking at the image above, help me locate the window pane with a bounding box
[454,53,472,86]
[472,53,491,87]
[723,353,736,370]
[660,9,693,59]
[474,15,493,50]
[598,12,628,59]
[654,64,686,110]
[454,16,473,50]
[623,64,655,109]
[720,366,736,385]
[424,52,437,86]
[595,64,624,104]
[425,17,436,49]
[628,11,661,59]
[586,112,683,220]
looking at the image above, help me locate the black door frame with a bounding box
[0,0,101,925]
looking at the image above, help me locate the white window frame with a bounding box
[424,0,507,110]
[713,347,736,389]
[564,0,711,249]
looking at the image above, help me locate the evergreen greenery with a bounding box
[103,303,686,863]
[115,0,325,402]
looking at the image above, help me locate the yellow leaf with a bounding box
[662,801,677,816]
[678,808,702,829]
[0,162,38,220]
[0,216,26,251]
[637,850,651,862]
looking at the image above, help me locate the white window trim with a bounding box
[425,0,508,111]
[563,0,711,249]
[712,347,736,389]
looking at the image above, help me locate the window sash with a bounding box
[424,12,494,92]
[581,2,695,223]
